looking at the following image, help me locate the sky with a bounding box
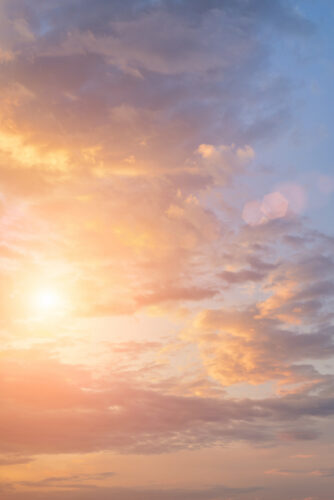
[1,1,334,499]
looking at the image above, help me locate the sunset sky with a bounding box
[1,1,334,499]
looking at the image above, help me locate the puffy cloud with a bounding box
[197,143,255,184]
[191,307,334,387]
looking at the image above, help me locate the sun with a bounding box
[32,287,63,314]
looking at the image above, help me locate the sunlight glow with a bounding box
[32,288,63,314]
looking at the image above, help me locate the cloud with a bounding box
[0,482,261,500]
[220,268,266,285]
[0,2,332,498]
[135,285,219,307]
[265,467,334,478]
[16,471,115,488]
[197,143,255,185]
[0,455,34,466]
[191,307,334,387]
[2,346,334,460]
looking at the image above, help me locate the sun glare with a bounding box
[32,288,63,314]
